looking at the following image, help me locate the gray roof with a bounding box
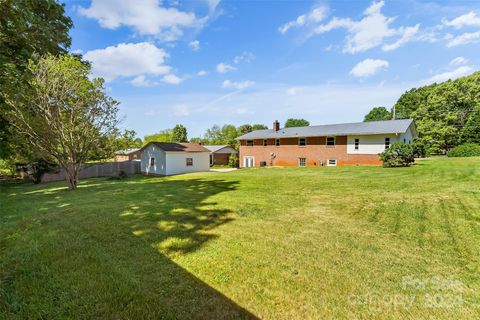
[114,148,140,155]
[203,145,229,152]
[237,119,415,140]
[140,142,210,152]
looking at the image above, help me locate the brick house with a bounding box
[114,148,141,162]
[203,145,237,166]
[237,119,417,167]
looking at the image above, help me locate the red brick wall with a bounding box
[212,153,230,165]
[239,136,381,167]
[114,151,141,162]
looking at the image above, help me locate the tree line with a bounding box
[364,72,480,155]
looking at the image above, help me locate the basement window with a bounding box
[186,158,193,166]
[354,138,359,150]
[328,159,337,166]
[299,138,306,146]
[275,139,280,146]
[385,137,390,149]
[299,158,306,167]
[326,137,335,146]
[247,140,254,147]
[263,139,268,147]
[150,157,155,166]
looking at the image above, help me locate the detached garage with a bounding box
[140,142,210,176]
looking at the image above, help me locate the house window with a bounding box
[186,158,193,166]
[354,138,359,150]
[263,139,268,147]
[150,157,155,166]
[328,159,337,166]
[403,138,406,143]
[326,137,335,146]
[246,140,254,147]
[275,139,280,146]
[133,154,138,159]
[299,138,306,146]
[299,158,306,167]
[385,137,390,149]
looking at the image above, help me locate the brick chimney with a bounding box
[273,120,280,132]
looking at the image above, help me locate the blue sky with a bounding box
[65,0,480,138]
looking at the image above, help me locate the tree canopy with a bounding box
[172,124,188,142]
[0,0,73,162]
[363,106,392,122]
[284,118,310,128]
[393,71,480,154]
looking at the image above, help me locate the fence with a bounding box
[41,160,141,183]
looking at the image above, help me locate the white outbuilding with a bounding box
[140,142,210,176]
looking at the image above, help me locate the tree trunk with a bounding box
[65,164,78,190]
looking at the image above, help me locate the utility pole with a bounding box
[392,104,396,120]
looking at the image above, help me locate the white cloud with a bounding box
[71,49,83,54]
[173,104,190,116]
[216,62,236,74]
[447,30,480,47]
[310,1,420,53]
[162,74,183,85]
[423,66,473,84]
[287,87,302,95]
[382,24,420,51]
[131,75,153,87]
[279,5,328,34]
[84,42,170,81]
[197,70,208,76]
[189,40,200,51]
[442,11,480,29]
[233,51,255,64]
[221,80,255,90]
[79,0,207,41]
[449,56,468,66]
[350,59,389,78]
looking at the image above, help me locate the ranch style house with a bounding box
[237,119,418,167]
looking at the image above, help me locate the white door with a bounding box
[244,156,254,168]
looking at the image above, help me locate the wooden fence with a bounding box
[41,160,141,183]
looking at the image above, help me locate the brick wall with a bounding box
[239,136,382,167]
[212,153,230,165]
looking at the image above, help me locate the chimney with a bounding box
[273,120,280,132]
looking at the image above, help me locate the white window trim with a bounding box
[327,159,337,166]
[326,136,336,146]
[298,137,307,147]
[354,138,359,151]
[243,156,255,168]
[299,158,307,167]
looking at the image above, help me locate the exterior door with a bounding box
[244,156,254,168]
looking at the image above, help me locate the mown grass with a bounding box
[0,157,479,319]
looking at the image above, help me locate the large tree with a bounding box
[172,124,188,142]
[0,0,72,161]
[4,55,119,190]
[363,106,392,122]
[144,129,174,145]
[393,71,480,154]
[284,118,309,128]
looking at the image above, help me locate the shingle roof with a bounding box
[203,145,228,152]
[237,119,415,140]
[141,142,210,152]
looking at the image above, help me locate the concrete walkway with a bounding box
[210,168,238,173]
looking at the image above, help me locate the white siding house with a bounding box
[141,142,210,176]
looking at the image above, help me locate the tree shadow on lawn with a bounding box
[1,176,258,319]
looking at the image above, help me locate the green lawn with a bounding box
[1,158,479,319]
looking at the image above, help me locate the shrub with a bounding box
[447,143,480,157]
[26,159,56,184]
[228,153,238,168]
[379,142,415,168]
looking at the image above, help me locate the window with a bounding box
[150,157,155,166]
[328,159,337,166]
[403,138,406,143]
[133,154,138,159]
[385,137,390,149]
[186,158,193,166]
[299,138,306,146]
[263,139,268,147]
[275,139,280,146]
[354,138,359,150]
[299,158,306,167]
[326,137,335,146]
[246,140,254,147]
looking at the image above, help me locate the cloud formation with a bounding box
[221,80,255,90]
[216,63,236,74]
[350,59,389,78]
